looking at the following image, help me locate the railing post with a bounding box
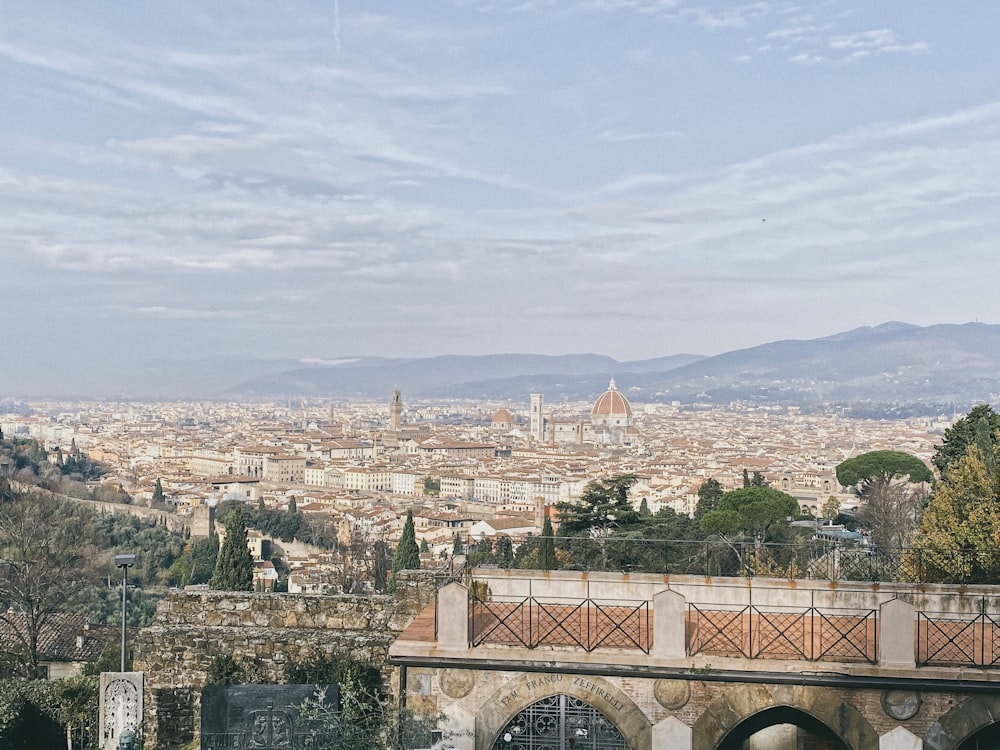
[879,598,916,669]
[652,589,687,659]
[437,582,470,649]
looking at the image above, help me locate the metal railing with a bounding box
[468,582,651,653]
[687,603,877,663]
[507,535,1000,585]
[917,605,1000,667]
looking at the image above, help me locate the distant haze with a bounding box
[3,323,1000,410]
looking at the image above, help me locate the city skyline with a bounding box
[3,2,1000,394]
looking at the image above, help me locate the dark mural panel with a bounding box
[201,684,338,749]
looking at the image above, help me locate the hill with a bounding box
[219,322,1000,410]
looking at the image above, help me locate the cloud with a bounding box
[2,3,998,369]
[595,128,685,142]
[132,306,250,320]
[828,28,929,59]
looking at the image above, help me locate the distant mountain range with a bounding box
[217,322,1000,412]
[7,323,999,412]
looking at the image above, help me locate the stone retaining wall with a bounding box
[134,570,440,748]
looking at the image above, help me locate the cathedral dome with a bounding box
[491,409,514,427]
[591,378,632,420]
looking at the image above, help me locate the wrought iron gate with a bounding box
[491,694,629,750]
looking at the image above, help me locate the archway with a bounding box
[692,684,877,750]
[476,673,651,750]
[924,695,1000,750]
[492,694,628,750]
[716,706,847,750]
[957,723,1000,750]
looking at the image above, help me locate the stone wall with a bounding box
[14,481,212,537]
[134,570,440,749]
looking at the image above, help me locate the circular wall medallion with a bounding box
[654,679,691,710]
[439,669,475,699]
[881,690,921,721]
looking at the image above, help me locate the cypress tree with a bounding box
[152,478,165,505]
[389,509,420,591]
[540,516,556,570]
[210,507,255,591]
[497,535,514,568]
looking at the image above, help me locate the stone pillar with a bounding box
[652,589,686,659]
[879,599,916,669]
[880,726,922,749]
[653,716,692,749]
[437,582,469,648]
[100,672,144,750]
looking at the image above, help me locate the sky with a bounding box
[2,1,1000,394]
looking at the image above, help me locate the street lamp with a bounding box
[115,553,137,672]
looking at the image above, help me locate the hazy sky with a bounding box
[3,1,999,390]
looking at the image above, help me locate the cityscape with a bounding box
[2,386,990,749]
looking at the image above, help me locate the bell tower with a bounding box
[390,389,403,432]
[530,393,544,442]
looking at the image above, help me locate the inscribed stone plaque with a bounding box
[654,679,691,710]
[439,668,475,699]
[201,683,338,749]
[100,671,144,750]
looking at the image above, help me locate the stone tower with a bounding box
[530,393,544,442]
[390,389,403,432]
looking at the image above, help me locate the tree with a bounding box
[700,487,798,543]
[916,445,1000,583]
[554,475,639,537]
[539,517,556,570]
[836,450,932,548]
[151,478,165,506]
[0,492,91,678]
[188,534,219,585]
[836,450,932,490]
[288,496,298,514]
[743,469,769,488]
[496,535,514,568]
[389,510,420,591]
[452,532,464,556]
[822,496,841,521]
[297,680,445,750]
[699,486,798,574]
[694,478,724,526]
[210,507,254,591]
[933,405,1000,478]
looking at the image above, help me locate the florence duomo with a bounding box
[530,378,638,448]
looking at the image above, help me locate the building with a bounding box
[0,613,120,679]
[590,377,636,445]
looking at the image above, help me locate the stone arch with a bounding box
[692,683,878,750]
[475,673,651,750]
[923,695,1000,750]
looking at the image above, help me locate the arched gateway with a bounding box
[476,674,651,750]
[692,684,878,750]
[491,694,628,750]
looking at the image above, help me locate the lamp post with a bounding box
[115,554,136,672]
